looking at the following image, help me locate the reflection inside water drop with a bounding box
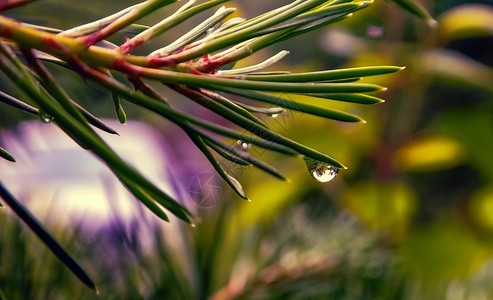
[270,113,279,118]
[304,157,340,183]
[311,164,339,182]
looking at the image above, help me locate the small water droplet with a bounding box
[40,112,54,123]
[236,140,250,150]
[304,157,340,183]
[270,113,279,118]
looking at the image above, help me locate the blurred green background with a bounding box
[2,0,493,299]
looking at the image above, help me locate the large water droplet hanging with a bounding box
[303,157,340,183]
[39,112,54,123]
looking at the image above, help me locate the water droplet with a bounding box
[311,164,339,182]
[270,113,279,118]
[236,140,250,150]
[40,112,54,123]
[304,157,340,183]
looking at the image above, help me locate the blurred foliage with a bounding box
[2,0,493,299]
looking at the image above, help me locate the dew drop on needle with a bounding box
[311,164,339,182]
[303,157,340,183]
[236,140,250,150]
[40,112,54,123]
